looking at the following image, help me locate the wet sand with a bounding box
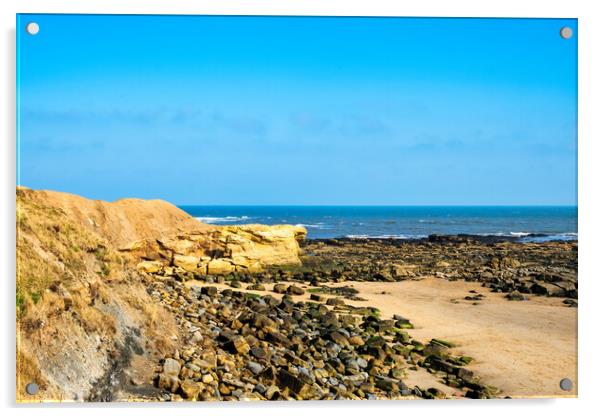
[187,277,577,398]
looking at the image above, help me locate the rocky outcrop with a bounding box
[125,224,307,276]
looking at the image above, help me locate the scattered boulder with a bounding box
[287,285,305,296]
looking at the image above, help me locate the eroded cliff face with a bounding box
[16,187,306,402]
[129,224,307,278]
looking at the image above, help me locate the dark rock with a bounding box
[277,369,310,397]
[287,285,305,295]
[506,290,528,301]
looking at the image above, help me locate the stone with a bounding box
[202,374,214,384]
[265,385,280,400]
[173,255,202,272]
[207,259,235,275]
[375,377,399,393]
[162,358,181,377]
[320,311,339,327]
[348,336,365,346]
[425,387,446,399]
[246,361,264,375]
[228,336,250,355]
[329,331,350,347]
[252,313,277,330]
[506,290,528,301]
[287,285,305,295]
[430,338,456,348]
[251,346,268,360]
[277,369,309,397]
[201,286,218,296]
[179,379,201,400]
[219,384,231,395]
[136,260,163,274]
[157,374,179,393]
[326,297,345,306]
[248,283,266,291]
[266,330,291,347]
[530,282,566,297]
[458,367,475,383]
[273,283,287,294]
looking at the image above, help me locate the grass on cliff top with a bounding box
[16,191,121,318]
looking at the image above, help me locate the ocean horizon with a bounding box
[179,205,578,242]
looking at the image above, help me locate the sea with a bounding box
[179,206,578,243]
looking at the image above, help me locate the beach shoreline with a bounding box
[17,188,578,401]
[161,236,577,399]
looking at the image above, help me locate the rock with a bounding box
[422,343,447,358]
[227,336,250,355]
[329,331,350,347]
[207,259,235,275]
[458,367,475,383]
[348,336,365,346]
[252,313,277,330]
[430,338,456,348]
[425,387,446,399]
[287,285,305,296]
[373,270,395,282]
[248,283,266,291]
[219,224,307,268]
[273,283,287,294]
[136,260,163,274]
[179,379,201,400]
[277,369,309,397]
[266,330,291,347]
[392,263,417,278]
[501,257,521,268]
[310,293,325,302]
[201,286,218,296]
[530,282,565,297]
[326,298,345,306]
[163,358,181,377]
[202,374,214,384]
[157,374,179,393]
[173,254,202,272]
[506,290,527,301]
[320,311,340,327]
[251,346,268,360]
[246,361,264,375]
[375,376,399,393]
[265,385,280,400]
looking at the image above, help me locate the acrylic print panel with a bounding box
[16,14,578,402]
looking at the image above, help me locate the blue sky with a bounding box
[17,15,577,205]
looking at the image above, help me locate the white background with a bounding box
[1,1,600,415]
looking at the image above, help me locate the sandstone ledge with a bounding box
[130,224,308,276]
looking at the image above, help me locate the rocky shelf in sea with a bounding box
[144,276,497,401]
[297,237,578,303]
